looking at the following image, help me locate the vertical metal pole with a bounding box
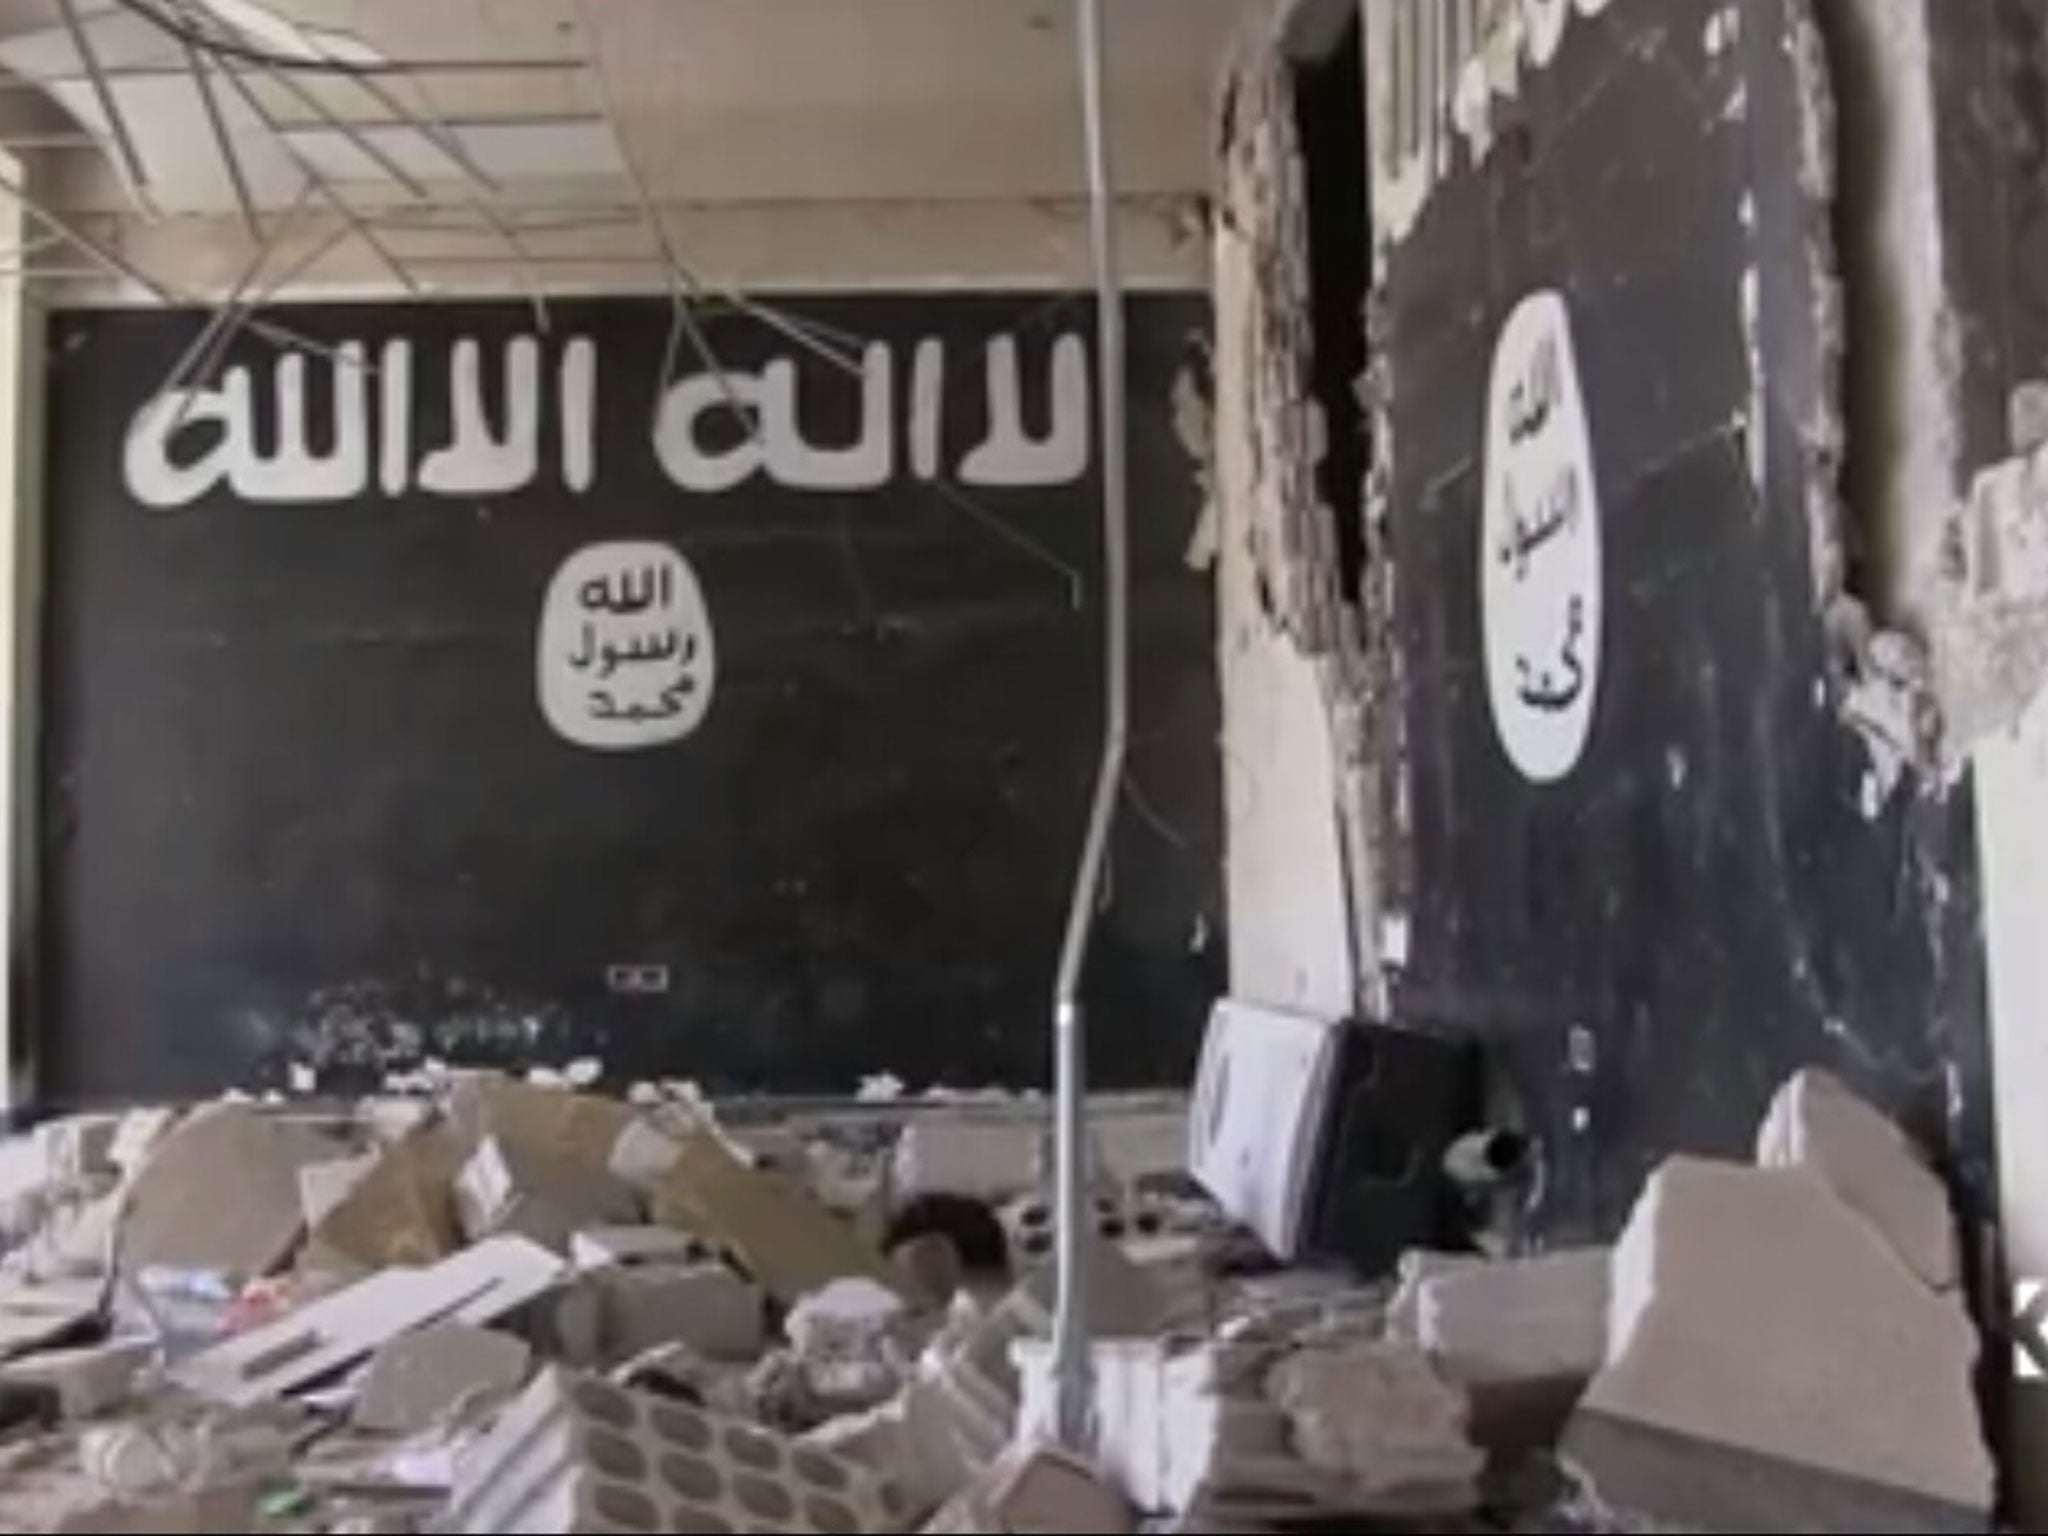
[1050,0,1129,1455]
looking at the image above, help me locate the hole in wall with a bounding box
[1291,5,1371,607]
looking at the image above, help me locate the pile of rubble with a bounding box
[0,1065,2000,1533]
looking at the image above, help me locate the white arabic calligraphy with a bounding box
[124,328,1093,509]
[125,335,594,509]
[538,541,715,751]
[1481,290,1603,785]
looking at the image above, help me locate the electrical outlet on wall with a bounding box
[605,963,670,995]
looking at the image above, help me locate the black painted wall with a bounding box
[1377,0,1993,1241]
[38,294,1220,1104]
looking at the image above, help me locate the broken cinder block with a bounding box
[449,1367,908,1534]
[1566,1156,1993,1527]
[1756,1068,1958,1290]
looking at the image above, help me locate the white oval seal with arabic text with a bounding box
[1482,291,1602,785]
[538,541,715,750]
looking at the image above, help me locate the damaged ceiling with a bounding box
[0,0,1245,296]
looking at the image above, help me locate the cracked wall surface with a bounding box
[1362,0,1990,1247]
[1210,25,1363,1022]
[1213,0,2038,1505]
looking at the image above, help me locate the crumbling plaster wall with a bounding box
[1827,2,2048,1516]
[1209,9,1385,1023]
[1351,0,2038,1509]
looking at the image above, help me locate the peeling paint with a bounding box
[1939,392,2048,746]
[1212,24,1369,1018]
[1741,267,1767,498]
[1838,617,1941,813]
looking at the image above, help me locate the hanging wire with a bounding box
[107,0,536,77]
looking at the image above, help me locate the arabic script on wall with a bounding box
[120,331,1092,507]
[1481,290,1602,784]
[538,542,714,750]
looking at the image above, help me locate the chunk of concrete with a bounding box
[0,1336,152,1418]
[297,1153,378,1231]
[449,1367,909,1534]
[926,1442,1134,1534]
[1267,1339,1484,1511]
[596,1263,764,1365]
[1569,1157,1993,1521]
[447,1074,636,1172]
[0,1133,47,1230]
[106,1107,177,1179]
[643,1129,903,1304]
[1756,1069,1958,1289]
[304,1127,462,1271]
[117,1103,340,1277]
[1417,1247,1609,1385]
[892,1116,1041,1203]
[37,1116,119,1186]
[1012,1338,1296,1517]
[353,1322,531,1433]
[1385,1250,1484,1345]
[455,1134,642,1253]
[24,1186,123,1280]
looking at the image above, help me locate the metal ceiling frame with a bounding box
[0,0,1094,607]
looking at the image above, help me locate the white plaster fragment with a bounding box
[1418,1247,1609,1385]
[1756,1069,1957,1289]
[1582,1157,1992,1510]
[892,1115,1041,1202]
[1268,1339,1484,1506]
[1841,625,1938,808]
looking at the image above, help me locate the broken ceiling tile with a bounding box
[116,1102,341,1278]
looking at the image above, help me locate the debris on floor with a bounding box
[352,1322,531,1434]
[1564,1082,1996,1531]
[0,1065,2006,1532]
[1756,1067,1960,1290]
